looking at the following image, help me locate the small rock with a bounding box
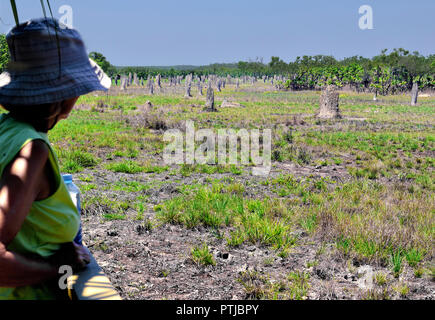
[356,265,374,290]
[357,265,373,278]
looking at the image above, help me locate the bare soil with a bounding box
[78,162,435,300]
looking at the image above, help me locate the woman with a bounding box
[0,17,111,299]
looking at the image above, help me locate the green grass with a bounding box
[155,185,296,252]
[237,269,310,300]
[287,271,310,300]
[390,250,404,278]
[80,183,97,192]
[103,213,127,220]
[303,131,433,155]
[178,163,244,177]
[374,272,388,286]
[56,148,99,173]
[106,160,145,174]
[144,164,169,174]
[393,283,409,298]
[404,248,424,267]
[191,243,216,266]
[82,194,131,217]
[154,172,434,264]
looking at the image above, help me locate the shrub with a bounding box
[191,243,216,266]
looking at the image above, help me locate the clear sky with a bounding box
[1,0,434,66]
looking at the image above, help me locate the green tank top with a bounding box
[0,113,80,300]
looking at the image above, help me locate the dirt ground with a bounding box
[78,161,435,300]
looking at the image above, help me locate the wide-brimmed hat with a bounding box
[0,17,111,106]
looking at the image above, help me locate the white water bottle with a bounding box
[62,174,83,246]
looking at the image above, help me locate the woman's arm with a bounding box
[0,140,59,286]
[0,242,58,287]
[0,140,88,287]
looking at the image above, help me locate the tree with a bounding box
[237,57,267,75]
[398,51,428,83]
[0,34,10,73]
[430,55,435,73]
[370,65,392,96]
[88,51,114,75]
[269,56,288,74]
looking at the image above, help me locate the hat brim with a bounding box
[0,58,111,106]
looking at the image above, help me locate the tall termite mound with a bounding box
[317,85,341,119]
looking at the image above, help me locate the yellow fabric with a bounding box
[0,113,80,300]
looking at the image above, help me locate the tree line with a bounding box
[89,49,435,93]
[1,33,434,93]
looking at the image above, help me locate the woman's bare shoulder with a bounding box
[18,139,50,160]
[2,139,50,180]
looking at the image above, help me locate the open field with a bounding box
[48,81,434,300]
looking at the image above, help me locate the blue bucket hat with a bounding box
[0,17,111,106]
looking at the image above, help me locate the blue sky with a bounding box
[1,0,434,66]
